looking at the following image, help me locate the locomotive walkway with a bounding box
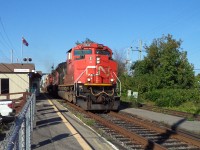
[31,94,116,150]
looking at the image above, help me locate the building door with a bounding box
[1,78,9,94]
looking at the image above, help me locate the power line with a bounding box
[0,18,16,50]
[0,17,20,62]
[0,29,11,49]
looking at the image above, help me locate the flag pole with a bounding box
[21,36,23,62]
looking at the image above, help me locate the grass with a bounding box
[57,100,96,127]
[121,96,200,115]
[166,101,200,114]
[85,119,95,126]
[76,113,95,126]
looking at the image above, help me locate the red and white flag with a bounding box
[22,37,29,46]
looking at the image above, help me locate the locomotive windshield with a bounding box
[74,49,92,56]
[96,49,111,57]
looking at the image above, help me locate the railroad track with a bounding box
[64,101,200,150]
[107,112,200,149]
[140,105,200,121]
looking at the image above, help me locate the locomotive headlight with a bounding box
[96,57,100,64]
[110,78,114,82]
[87,78,91,82]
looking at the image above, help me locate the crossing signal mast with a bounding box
[125,46,132,75]
[131,40,143,61]
[125,40,144,75]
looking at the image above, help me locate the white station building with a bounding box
[0,63,42,99]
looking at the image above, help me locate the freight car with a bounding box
[48,42,121,110]
[45,74,53,94]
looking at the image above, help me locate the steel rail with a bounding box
[110,111,200,148]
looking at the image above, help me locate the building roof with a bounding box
[0,63,35,73]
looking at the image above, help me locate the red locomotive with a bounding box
[47,42,121,110]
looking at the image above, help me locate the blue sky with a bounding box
[0,0,200,74]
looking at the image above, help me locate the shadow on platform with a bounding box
[144,108,200,149]
[31,133,70,149]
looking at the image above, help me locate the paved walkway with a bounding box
[31,96,84,150]
[121,108,200,134]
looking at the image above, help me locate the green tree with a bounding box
[194,74,200,88]
[132,34,195,90]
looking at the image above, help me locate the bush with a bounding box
[144,89,200,107]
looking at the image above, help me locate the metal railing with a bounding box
[1,91,36,150]
[113,72,121,96]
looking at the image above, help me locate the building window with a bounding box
[1,79,9,94]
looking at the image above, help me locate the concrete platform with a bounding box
[120,108,200,135]
[31,95,117,150]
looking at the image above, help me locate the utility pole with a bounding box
[139,40,142,60]
[125,40,145,75]
[11,49,13,63]
[131,40,143,61]
[126,47,131,74]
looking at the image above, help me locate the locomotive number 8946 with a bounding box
[46,42,121,111]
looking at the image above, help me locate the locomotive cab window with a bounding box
[74,49,92,59]
[67,48,72,61]
[68,52,72,60]
[96,50,111,57]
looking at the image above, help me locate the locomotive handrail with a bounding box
[74,68,87,96]
[74,69,121,97]
[113,72,121,96]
